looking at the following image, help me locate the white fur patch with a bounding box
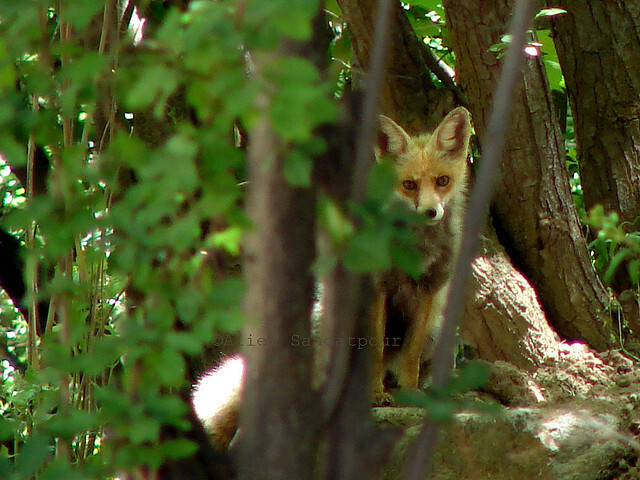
[192,356,245,428]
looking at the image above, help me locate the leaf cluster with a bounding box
[585,206,640,287]
[0,0,335,477]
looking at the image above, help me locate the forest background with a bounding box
[1,0,640,479]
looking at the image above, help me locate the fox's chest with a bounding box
[378,213,458,296]
[416,219,458,290]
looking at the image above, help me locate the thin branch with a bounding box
[322,0,395,419]
[422,48,467,106]
[26,115,40,368]
[402,1,537,478]
[350,0,395,203]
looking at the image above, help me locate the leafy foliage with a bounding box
[1,0,631,478]
[0,0,335,477]
[585,206,640,287]
[0,0,430,477]
[392,361,495,421]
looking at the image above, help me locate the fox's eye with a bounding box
[402,179,418,191]
[436,175,450,187]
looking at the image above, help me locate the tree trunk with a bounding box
[444,0,614,350]
[550,1,640,228]
[550,1,640,296]
[464,235,561,370]
[239,111,320,480]
[238,65,320,480]
[336,0,456,134]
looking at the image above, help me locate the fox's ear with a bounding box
[377,115,411,160]
[433,107,471,158]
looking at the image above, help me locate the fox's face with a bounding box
[376,107,471,223]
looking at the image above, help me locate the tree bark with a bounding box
[336,0,456,134]
[464,235,561,370]
[550,1,640,228]
[444,0,614,350]
[239,110,320,480]
[550,1,640,296]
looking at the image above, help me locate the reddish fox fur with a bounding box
[373,107,471,400]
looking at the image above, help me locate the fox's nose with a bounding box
[421,203,444,222]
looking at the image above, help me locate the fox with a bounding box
[191,107,472,447]
[372,106,471,401]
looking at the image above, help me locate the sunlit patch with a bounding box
[129,7,145,45]
[524,45,540,57]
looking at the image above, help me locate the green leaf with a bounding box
[13,433,52,478]
[390,237,422,278]
[414,23,442,38]
[0,40,15,91]
[0,134,26,167]
[60,1,105,29]
[45,410,97,440]
[284,149,313,187]
[392,388,430,407]
[147,393,190,427]
[318,197,355,246]
[211,225,244,256]
[167,331,203,355]
[266,56,336,141]
[407,0,442,11]
[344,226,392,273]
[392,388,458,422]
[129,416,161,445]
[447,361,491,393]
[209,277,245,309]
[126,64,180,110]
[604,248,630,284]
[628,258,640,285]
[161,438,198,460]
[537,30,564,90]
[270,85,336,142]
[366,161,395,203]
[247,0,320,41]
[107,130,151,181]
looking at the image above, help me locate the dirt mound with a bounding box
[374,345,640,480]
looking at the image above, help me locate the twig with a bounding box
[350,0,395,203]
[402,1,536,479]
[423,48,467,106]
[322,0,395,418]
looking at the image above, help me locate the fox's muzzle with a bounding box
[417,202,444,222]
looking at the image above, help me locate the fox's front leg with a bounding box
[371,290,392,405]
[397,288,445,388]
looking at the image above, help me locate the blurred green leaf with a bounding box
[628,258,640,285]
[126,64,180,110]
[604,248,630,285]
[284,149,313,187]
[344,226,392,273]
[537,30,564,90]
[59,1,105,29]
